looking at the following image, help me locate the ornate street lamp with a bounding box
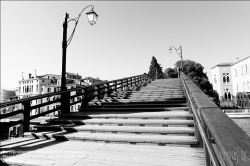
[169,45,183,70]
[61,5,98,114]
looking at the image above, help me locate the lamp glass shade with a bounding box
[86,10,98,25]
[169,48,172,53]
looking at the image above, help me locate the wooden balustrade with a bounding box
[180,72,250,166]
[0,73,153,138]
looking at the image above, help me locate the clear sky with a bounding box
[1,1,250,90]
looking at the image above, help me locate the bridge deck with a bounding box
[1,137,205,166]
[1,78,206,166]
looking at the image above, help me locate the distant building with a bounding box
[211,56,250,107]
[8,72,87,116]
[81,77,104,85]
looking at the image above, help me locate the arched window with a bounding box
[222,73,230,84]
[228,92,231,99]
[224,92,227,99]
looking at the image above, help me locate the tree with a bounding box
[148,56,166,79]
[164,68,178,78]
[165,59,219,106]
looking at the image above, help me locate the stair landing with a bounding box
[1,137,205,166]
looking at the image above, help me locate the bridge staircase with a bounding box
[22,79,198,146]
[3,73,250,165]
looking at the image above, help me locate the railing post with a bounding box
[19,100,31,137]
[114,81,117,93]
[103,83,109,99]
[97,85,101,99]
[81,89,88,108]
[118,81,122,92]
[129,78,132,88]
[61,91,70,114]
[141,75,144,84]
[125,78,128,90]
[93,86,99,101]
[107,83,110,96]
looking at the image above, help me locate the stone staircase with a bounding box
[23,79,198,147]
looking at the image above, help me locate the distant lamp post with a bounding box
[169,45,183,70]
[61,5,98,114]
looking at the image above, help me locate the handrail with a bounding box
[181,73,220,166]
[0,87,84,107]
[0,73,150,108]
[180,71,250,166]
[0,73,152,138]
[144,73,155,80]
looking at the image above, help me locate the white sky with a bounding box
[1,1,250,90]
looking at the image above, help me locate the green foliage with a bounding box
[164,68,178,78]
[165,59,219,106]
[148,56,166,79]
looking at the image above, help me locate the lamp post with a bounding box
[169,45,183,70]
[61,5,98,114]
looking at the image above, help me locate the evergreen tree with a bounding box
[148,56,165,79]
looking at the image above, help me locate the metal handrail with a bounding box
[180,74,220,166]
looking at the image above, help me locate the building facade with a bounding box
[211,56,250,107]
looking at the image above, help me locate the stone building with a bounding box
[211,56,250,107]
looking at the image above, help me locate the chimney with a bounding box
[29,73,32,79]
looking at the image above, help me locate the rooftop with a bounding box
[211,62,234,69]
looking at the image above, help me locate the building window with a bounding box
[222,73,230,85]
[224,88,231,100]
[246,65,248,74]
[36,85,38,92]
[214,75,217,84]
[41,87,43,92]
[48,88,50,92]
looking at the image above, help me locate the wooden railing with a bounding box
[180,72,250,166]
[0,73,153,138]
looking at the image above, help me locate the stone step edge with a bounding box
[45,119,194,125]
[23,132,198,145]
[33,125,195,134]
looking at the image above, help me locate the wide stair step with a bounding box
[24,132,198,146]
